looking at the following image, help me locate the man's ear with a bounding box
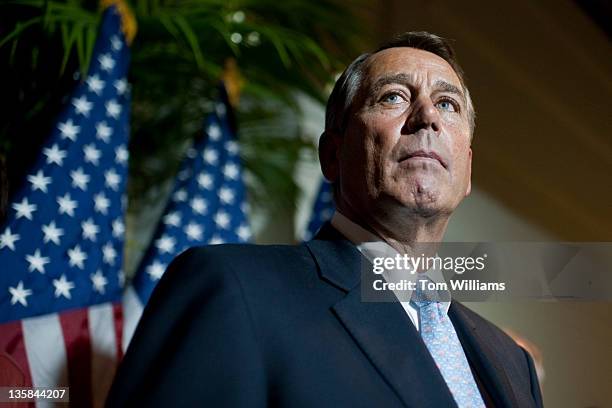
[465,148,472,197]
[318,130,341,182]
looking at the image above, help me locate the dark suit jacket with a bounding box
[107,224,543,407]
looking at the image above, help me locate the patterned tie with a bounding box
[412,279,486,408]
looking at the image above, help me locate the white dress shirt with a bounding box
[330,211,450,332]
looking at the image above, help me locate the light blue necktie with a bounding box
[412,280,486,408]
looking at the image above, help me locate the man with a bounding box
[107,32,543,407]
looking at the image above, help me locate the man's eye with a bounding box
[381,93,404,104]
[436,99,457,112]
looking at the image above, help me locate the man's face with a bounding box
[334,47,472,220]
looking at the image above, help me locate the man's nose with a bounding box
[403,98,441,135]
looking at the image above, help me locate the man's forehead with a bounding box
[363,47,461,88]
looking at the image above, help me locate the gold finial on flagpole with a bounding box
[100,0,137,45]
[221,58,243,108]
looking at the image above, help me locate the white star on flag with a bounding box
[114,79,127,95]
[43,144,67,166]
[9,281,32,307]
[112,218,125,238]
[155,235,176,254]
[190,197,207,215]
[225,140,239,154]
[237,224,251,241]
[12,197,37,220]
[58,119,80,141]
[241,202,250,214]
[173,189,188,202]
[146,261,166,281]
[215,103,226,117]
[84,144,102,166]
[202,148,219,165]
[214,210,231,229]
[177,169,191,181]
[72,95,93,117]
[105,169,121,190]
[184,222,203,241]
[28,170,52,193]
[105,99,122,119]
[57,193,78,217]
[91,270,108,294]
[219,187,235,204]
[115,145,128,165]
[110,35,122,51]
[68,245,87,269]
[70,168,90,191]
[81,218,100,241]
[223,163,239,180]
[96,121,113,143]
[25,249,50,274]
[52,274,75,299]
[207,123,221,140]
[86,74,105,95]
[163,212,181,227]
[320,208,334,220]
[94,192,111,215]
[0,228,20,251]
[209,235,225,245]
[197,173,213,189]
[118,270,125,287]
[102,242,117,265]
[98,53,115,72]
[42,221,64,245]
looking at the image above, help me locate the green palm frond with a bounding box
[1,0,99,74]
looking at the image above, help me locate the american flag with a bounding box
[0,5,130,406]
[122,83,251,349]
[303,179,335,241]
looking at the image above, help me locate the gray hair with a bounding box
[324,31,476,137]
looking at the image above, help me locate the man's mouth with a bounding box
[399,150,447,169]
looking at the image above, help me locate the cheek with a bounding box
[438,130,471,198]
[338,125,373,194]
[450,146,472,192]
[441,110,469,131]
[445,124,471,166]
[367,128,402,190]
[355,115,400,174]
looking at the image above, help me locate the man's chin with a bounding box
[404,201,447,218]
[381,194,448,219]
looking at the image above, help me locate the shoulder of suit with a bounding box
[181,242,312,266]
[164,243,315,284]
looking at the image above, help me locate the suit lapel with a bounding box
[449,302,522,408]
[306,224,457,408]
[333,288,457,408]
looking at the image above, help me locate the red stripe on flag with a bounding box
[59,308,92,407]
[112,302,123,361]
[0,320,33,388]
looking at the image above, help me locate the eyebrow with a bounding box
[369,75,466,105]
[432,80,466,105]
[370,73,413,96]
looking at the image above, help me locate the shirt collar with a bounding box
[330,210,451,312]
